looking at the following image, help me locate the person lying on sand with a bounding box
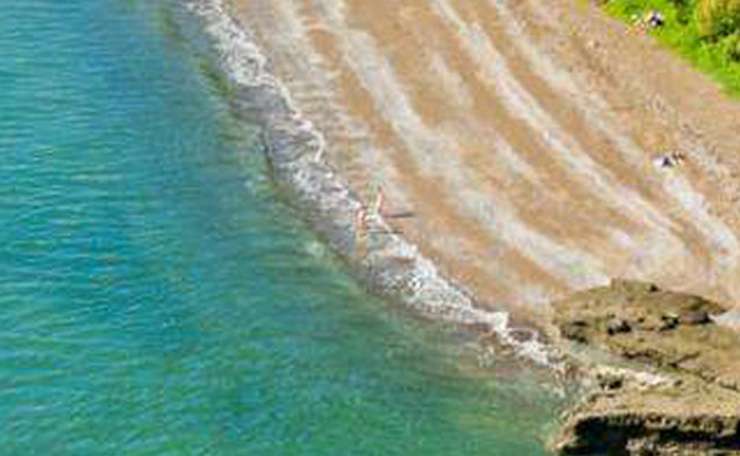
[646,10,665,28]
[653,151,686,170]
[630,10,665,34]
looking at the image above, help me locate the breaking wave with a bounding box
[188,0,560,367]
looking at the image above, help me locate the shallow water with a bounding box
[0,1,559,454]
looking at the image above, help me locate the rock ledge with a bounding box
[549,280,740,455]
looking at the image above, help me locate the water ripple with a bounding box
[0,1,558,454]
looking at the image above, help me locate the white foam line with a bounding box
[188,0,560,367]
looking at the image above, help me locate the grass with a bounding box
[601,0,740,96]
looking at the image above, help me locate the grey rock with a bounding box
[680,310,711,326]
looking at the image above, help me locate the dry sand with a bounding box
[228,0,740,323]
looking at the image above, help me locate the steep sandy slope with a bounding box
[228,0,740,322]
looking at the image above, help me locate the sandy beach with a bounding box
[227,0,740,323]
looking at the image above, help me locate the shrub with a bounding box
[719,31,740,59]
[604,0,740,92]
[697,0,740,37]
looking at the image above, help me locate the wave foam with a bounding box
[188,0,560,368]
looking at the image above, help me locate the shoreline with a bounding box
[190,1,740,453]
[188,0,559,367]
[220,0,740,311]
[549,279,740,454]
[189,0,740,368]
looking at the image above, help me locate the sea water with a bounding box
[0,1,558,454]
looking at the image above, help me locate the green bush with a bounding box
[719,31,740,59]
[604,0,740,92]
[697,0,740,38]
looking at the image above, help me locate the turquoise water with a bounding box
[0,1,558,454]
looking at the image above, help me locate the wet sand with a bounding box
[227,0,740,323]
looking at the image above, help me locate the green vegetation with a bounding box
[602,0,740,94]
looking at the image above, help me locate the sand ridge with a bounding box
[229,0,740,320]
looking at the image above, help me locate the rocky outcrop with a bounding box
[549,280,740,455]
[555,379,740,455]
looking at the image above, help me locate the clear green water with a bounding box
[0,1,558,454]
